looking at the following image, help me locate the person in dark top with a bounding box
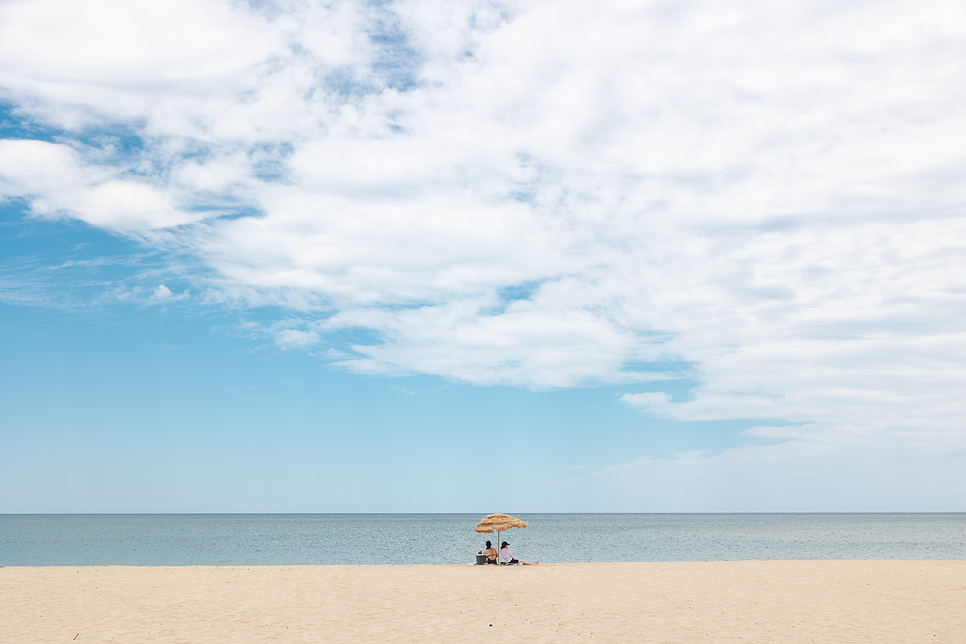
[483,540,498,564]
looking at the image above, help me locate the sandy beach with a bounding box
[2,561,964,643]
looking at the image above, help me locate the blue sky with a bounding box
[1,0,964,512]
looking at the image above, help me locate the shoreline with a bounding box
[3,556,966,566]
[3,561,964,642]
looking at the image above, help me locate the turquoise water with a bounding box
[1,514,964,565]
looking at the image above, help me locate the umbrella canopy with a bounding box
[475,514,528,564]
[475,514,528,533]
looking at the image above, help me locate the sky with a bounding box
[1,0,964,513]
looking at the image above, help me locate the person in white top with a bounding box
[499,541,537,565]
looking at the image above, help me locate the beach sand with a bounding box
[2,561,964,643]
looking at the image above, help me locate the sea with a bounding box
[1,514,964,566]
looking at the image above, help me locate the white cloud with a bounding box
[274,328,321,350]
[0,139,203,229]
[1,0,965,501]
[742,425,804,440]
[105,284,190,305]
[620,392,672,415]
[149,284,189,303]
[0,139,88,193]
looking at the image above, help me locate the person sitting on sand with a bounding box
[483,540,498,564]
[499,541,537,565]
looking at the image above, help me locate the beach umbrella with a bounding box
[475,514,528,563]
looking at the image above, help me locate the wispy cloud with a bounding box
[586,427,966,511]
[274,328,321,350]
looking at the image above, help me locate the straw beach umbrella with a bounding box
[475,514,528,562]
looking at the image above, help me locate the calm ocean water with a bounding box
[1,514,964,566]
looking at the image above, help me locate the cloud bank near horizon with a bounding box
[2,0,965,497]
